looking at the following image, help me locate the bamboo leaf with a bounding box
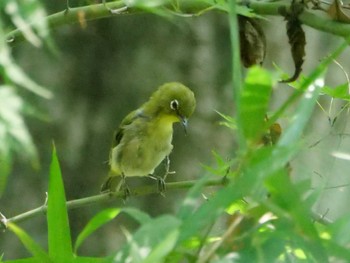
[47,145,73,260]
[7,223,51,262]
[239,66,273,144]
[74,208,121,253]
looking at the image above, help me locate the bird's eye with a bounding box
[170,99,179,110]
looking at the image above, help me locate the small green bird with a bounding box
[101,82,196,195]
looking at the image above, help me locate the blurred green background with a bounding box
[1,0,350,260]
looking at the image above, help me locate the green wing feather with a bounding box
[111,109,147,148]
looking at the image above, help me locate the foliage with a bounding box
[2,0,350,262]
[0,0,51,196]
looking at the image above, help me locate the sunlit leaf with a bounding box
[47,145,73,260]
[278,78,322,146]
[265,171,328,262]
[4,0,49,47]
[321,83,350,100]
[216,111,237,130]
[0,21,52,99]
[239,66,273,144]
[0,86,38,195]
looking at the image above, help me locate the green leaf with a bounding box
[269,39,349,126]
[143,229,179,263]
[71,258,109,263]
[278,78,321,146]
[0,86,39,195]
[215,111,237,130]
[2,259,40,263]
[4,0,49,47]
[47,145,73,260]
[329,212,350,246]
[178,182,241,243]
[74,208,121,253]
[265,172,328,262]
[113,215,181,263]
[179,144,297,244]
[239,66,273,144]
[321,83,350,100]
[7,223,51,262]
[0,150,13,197]
[202,151,232,176]
[0,21,52,99]
[229,0,244,148]
[177,175,215,220]
[121,207,152,224]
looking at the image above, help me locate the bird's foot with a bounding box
[148,175,167,196]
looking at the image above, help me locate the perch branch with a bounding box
[0,178,225,230]
[5,0,350,46]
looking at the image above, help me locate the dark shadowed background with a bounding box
[2,1,350,259]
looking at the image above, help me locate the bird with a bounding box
[101,82,196,197]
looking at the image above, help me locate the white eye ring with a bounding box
[170,99,179,110]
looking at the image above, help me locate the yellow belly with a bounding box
[110,115,176,177]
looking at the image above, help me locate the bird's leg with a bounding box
[160,156,176,195]
[148,174,165,195]
[64,0,70,14]
[101,175,130,200]
[119,174,130,200]
[148,157,175,195]
[163,155,176,181]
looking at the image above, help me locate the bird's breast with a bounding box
[114,116,175,177]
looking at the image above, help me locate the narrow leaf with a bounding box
[143,230,179,263]
[7,223,51,262]
[177,175,215,220]
[0,86,39,195]
[74,208,121,253]
[0,22,52,99]
[239,66,273,143]
[278,78,322,146]
[121,207,151,224]
[114,215,181,263]
[47,145,73,260]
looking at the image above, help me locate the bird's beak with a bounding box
[180,116,188,135]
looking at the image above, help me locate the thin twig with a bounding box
[0,178,224,230]
[198,213,244,263]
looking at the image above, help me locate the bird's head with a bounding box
[145,82,196,132]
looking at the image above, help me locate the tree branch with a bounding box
[0,178,225,230]
[5,0,350,46]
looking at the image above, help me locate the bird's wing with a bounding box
[111,109,148,148]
